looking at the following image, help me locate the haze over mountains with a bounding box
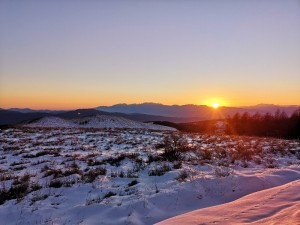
[0,103,299,126]
[97,103,300,118]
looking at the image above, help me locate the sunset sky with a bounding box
[0,0,299,110]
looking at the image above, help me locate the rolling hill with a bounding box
[23,115,176,130]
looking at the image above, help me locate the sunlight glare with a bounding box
[212,102,220,109]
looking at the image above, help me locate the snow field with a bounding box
[0,128,299,224]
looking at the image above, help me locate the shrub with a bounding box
[10,161,24,166]
[103,191,117,199]
[103,154,126,166]
[264,157,278,168]
[84,167,107,183]
[30,183,42,191]
[232,144,255,161]
[35,151,48,157]
[111,171,118,178]
[31,159,49,166]
[126,169,139,178]
[86,195,101,205]
[176,170,189,182]
[147,154,161,163]
[148,164,171,176]
[0,183,29,205]
[213,147,228,160]
[132,160,146,172]
[213,166,232,177]
[0,172,17,181]
[197,148,212,161]
[63,162,82,176]
[173,161,182,169]
[128,180,138,187]
[49,179,63,188]
[118,170,125,178]
[87,159,103,166]
[62,178,76,187]
[161,134,188,161]
[12,173,31,185]
[126,153,139,160]
[30,194,48,205]
[12,166,26,171]
[43,168,63,178]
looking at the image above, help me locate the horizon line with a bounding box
[2,102,300,111]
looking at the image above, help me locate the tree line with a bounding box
[225,109,300,139]
[153,108,300,139]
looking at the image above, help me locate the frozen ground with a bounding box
[0,127,299,225]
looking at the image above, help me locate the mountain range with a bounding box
[97,103,299,117]
[0,103,299,126]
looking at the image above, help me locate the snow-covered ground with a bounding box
[0,128,299,225]
[24,115,176,131]
[25,116,77,128]
[157,179,300,225]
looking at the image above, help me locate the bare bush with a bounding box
[176,170,189,182]
[161,134,189,161]
[84,167,107,183]
[213,166,232,177]
[86,195,101,205]
[148,164,171,176]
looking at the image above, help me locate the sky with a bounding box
[0,0,299,109]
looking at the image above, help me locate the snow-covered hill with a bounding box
[73,115,175,130]
[25,116,77,128]
[25,115,176,131]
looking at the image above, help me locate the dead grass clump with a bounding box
[176,170,189,182]
[148,164,171,176]
[84,167,107,183]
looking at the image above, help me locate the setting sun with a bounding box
[212,102,220,109]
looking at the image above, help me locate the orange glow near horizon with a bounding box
[1,94,300,110]
[0,88,299,110]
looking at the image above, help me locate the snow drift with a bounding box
[157,179,300,225]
